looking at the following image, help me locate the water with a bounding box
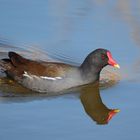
[0,0,140,140]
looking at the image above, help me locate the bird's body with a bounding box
[0,49,119,93]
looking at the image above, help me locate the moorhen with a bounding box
[0,48,120,93]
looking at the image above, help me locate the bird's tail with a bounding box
[0,59,11,72]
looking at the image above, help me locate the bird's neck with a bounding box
[79,61,102,82]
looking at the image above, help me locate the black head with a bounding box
[81,48,119,74]
[89,49,109,68]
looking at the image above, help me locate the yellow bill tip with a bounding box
[114,64,120,69]
[114,109,120,113]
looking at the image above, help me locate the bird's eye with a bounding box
[101,54,105,60]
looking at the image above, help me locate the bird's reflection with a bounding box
[0,76,120,125]
[80,82,120,125]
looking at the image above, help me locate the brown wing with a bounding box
[9,52,29,66]
[3,52,73,78]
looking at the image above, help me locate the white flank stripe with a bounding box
[40,76,62,80]
[23,71,32,78]
[23,71,62,81]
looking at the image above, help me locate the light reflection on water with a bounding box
[0,0,140,140]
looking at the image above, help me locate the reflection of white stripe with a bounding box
[23,71,62,81]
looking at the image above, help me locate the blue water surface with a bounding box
[0,0,140,140]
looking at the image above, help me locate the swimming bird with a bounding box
[0,48,120,93]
